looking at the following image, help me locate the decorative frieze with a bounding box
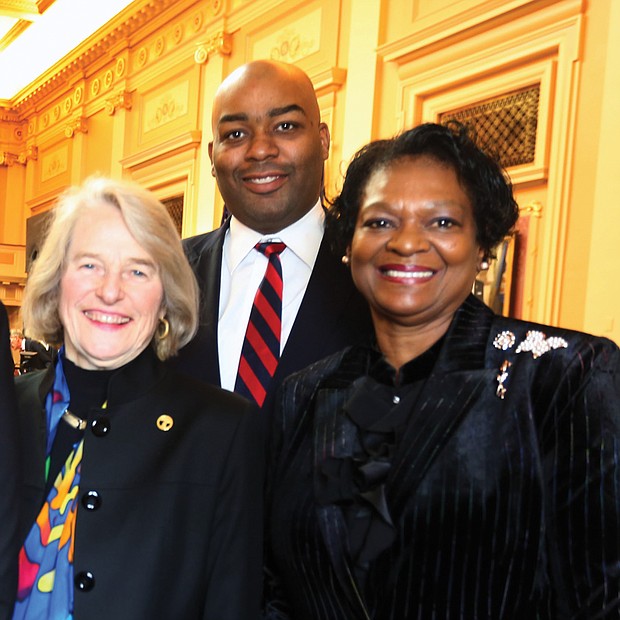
[194,32,232,64]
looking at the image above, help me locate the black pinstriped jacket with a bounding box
[265,295,620,620]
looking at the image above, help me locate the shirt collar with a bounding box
[226,200,325,271]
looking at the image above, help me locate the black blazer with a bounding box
[15,349,263,620]
[174,220,373,422]
[0,301,19,620]
[265,295,620,619]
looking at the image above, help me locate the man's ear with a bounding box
[319,123,330,161]
[208,142,215,177]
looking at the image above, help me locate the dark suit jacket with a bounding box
[174,220,373,422]
[15,349,263,620]
[20,337,55,372]
[0,302,19,620]
[265,295,620,619]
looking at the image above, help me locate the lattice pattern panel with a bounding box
[439,84,540,168]
[162,195,184,236]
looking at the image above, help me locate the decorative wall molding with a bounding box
[18,145,37,163]
[105,90,133,115]
[121,129,201,169]
[64,116,88,138]
[313,67,347,95]
[252,7,322,63]
[0,143,36,165]
[0,282,26,307]
[379,0,582,325]
[0,243,26,287]
[0,152,19,166]
[521,200,543,218]
[193,32,232,64]
[40,143,68,182]
[379,0,583,63]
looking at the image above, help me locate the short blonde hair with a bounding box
[21,176,198,360]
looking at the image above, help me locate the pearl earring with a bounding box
[341,255,350,265]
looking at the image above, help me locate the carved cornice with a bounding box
[194,31,232,64]
[10,0,179,112]
[0,110,20,123]
[0,20,30,53]
[0,0,54,15]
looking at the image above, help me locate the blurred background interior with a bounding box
[0,0,618,344]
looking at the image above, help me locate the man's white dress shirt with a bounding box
[218,201,324,391]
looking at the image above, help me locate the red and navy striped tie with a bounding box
[234,242,286,406]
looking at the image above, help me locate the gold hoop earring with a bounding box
[157,317,170,341]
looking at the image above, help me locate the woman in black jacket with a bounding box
[14,177,262,620]
[264,123,620,619]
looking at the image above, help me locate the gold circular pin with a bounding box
[156,414,174,432]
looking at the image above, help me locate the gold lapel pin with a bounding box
[156,414,174,432]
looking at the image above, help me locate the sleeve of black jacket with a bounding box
[0,301,19,620]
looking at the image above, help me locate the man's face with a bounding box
[209,65,330,234]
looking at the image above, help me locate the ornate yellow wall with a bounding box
[0,0,617,343]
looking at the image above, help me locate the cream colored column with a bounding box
[192,42,229,236]
[584,0,620,344]
[340,0,382,166]
[109,99,130,180]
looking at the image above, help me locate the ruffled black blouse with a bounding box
[315,338,443,589]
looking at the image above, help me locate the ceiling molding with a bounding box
[6,0,179,112]
[0,19,28,51]
[0,0,53,53]
[0,0,45,20]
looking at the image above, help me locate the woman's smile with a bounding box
[350,155,483,330]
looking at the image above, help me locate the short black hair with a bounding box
[326,122,519,260]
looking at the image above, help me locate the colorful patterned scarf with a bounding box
[14,350,81,620]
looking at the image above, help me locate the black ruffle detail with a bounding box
[315,341,442,589]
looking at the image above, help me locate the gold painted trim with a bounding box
[194,32,232,64]
[105,90,133,116]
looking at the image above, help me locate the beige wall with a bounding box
[567,0,620,340]
[0,0,617,343]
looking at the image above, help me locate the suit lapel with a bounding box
[180,225,227,386]
[277,236,365,382]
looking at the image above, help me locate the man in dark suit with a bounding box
[0,301,19,619]
[10,329,55,373]
[175,60,372,420]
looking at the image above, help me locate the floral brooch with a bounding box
[492,329,568,398]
